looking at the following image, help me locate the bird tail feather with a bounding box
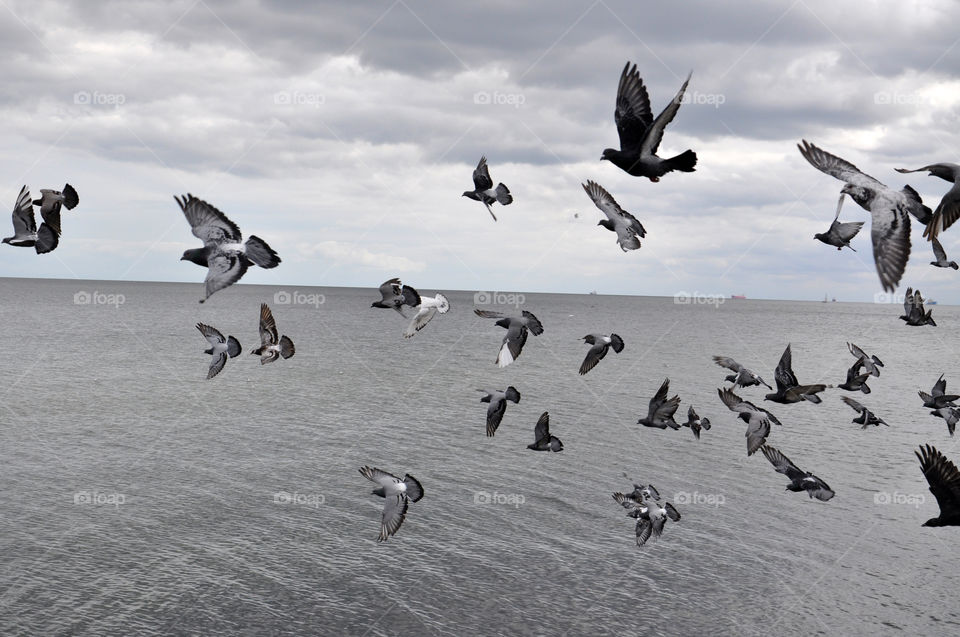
[62,183,79,210]
[664,149,697,173]
[244,235,281,268]
[279,335,295,359]
[227,336,242,358]
[434,293,450,314]
[495,183,513,205]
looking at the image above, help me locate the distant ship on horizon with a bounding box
[731,294,746,300]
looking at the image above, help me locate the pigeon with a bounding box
[847,342,883,377]
[712,356,772,390]
[358,466,424,542]
[798,140,931,292]
[33,183,78,218]
[930,406,960,436]
[371,278,421,317]
[196,323,241,379]
[601,62,697,181]
[251,303,295,364]
[717,387,782,456]
[760,445,835,501]
[473,309,544,367]
[915,444,960,527]
[899,287,935,326]
[837,360,871,394]
[527,411,563,452]
[919,374,959,409]
[462,156,512,221]
[637,378,681,430]
[176,194,281,303]
[581,181,646,251]
[612,485,679,546]
[840,396,888,428]
[612,483,661,509]
[764,344,828,404]
[578,333,624,375]
[479,386,521,437]
[895,164,960,240]
[930,236,958,269]
[2,186,58,254]
[682,405,711,439]
[403,293,449,338]
[814,193,864,250]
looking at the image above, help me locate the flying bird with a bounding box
[196,323,241,379]
[612,484,679,546]
[683,405,711,439]
[915,444,960,527]
[717,387,782,456]
[919,374,959,409]
[474,309,544,367]
[358,466,424,542]
[895,164,960,240]
[403,293,449,338]
[760,445,835,501]
[798,140,931,292]
[251,303,295,364]
[840,396,888,428]
[637,378,681,430]
[765,344,828,404]
[175,194,281,303]
[602,62,697,181]
[814,193,864,251]
[712,356,772,390]
[930,406,960,436]
[581,181,646,252]
[462,156,512,221]
[2,186,58,253]
[612,483,661,509]
[899,287,935,326]
[837,360,871,394]
[930,236,958,269]
[371,278,421,317]
[578,333,624,375]
[33,183,78,217]
[527,411,563,452]
[479,386,521,437]
[847,342,883,378]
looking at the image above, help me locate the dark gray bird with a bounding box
[196,323,241,379]
[371,278,421,317]
[527,411,563,452]
[358,466,424,542]
[581,181,646,251]
[930,236,958,269]
[479,386,521,437]
[251,303,294,364]
[895,164,960,240]
[601,62,697,181]
[579,333,624,375]
[612,483,661,509]
[764,344,828,404]
[919,374,959,409]
[837,360,871,394]
[462,156,512,221]
[612,486,679,546]
[899,287,935,326]
[798,140,931,292]
[474,309,543,367]
[637,378,681,429]
[840,396,888,428]
[2,186,58,253]
[176,194,281,303]
[930,406,960,436]
[683,405,711,439]
[847,342,883,377]
[915,444,960,527]
[760,445,835,501]
[712,356,772,390]
[33,183,78,217]
[814,193,864,250]
[718,387,782,456]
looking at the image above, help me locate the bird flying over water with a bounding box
[251,303,295,364]
[579,333,624,375]
[581,181,646,252]
[176,194,280,303]
[33,183,78,217]
[838,360,871,394]
[919,374,959,409]
[2,186,58,253]
[196,323,241,379]
[403,293,449,338]
[930,406,960,436]
[371,278,421,317]
[895,164,960,240]
[760,445,835,501]
[847,342,883,378]
[474,309,543,367]
[900,287,935,326]
[929,236,958,269]
[462,156,512,221]
[602,62,697,181]
[915,444,960,527]
[712,355,772,390]
[840,396,888,428]
[637,378,681,430]
[358,466,424,542]
[718,387,782,456]
[479,386,521,437]
[814,193,864,251]
[527,411,563,451]
[765,344,828,404]
[683,405,711,439]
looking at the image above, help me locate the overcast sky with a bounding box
[1,0,959,302]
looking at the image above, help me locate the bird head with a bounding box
[814,233,824,241]
[597,219,614,231]
[600,148,615,162]
[840,184,871,207]
[922,518,942,527]
[0,238,9,245]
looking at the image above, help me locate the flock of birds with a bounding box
[6,61,960,543]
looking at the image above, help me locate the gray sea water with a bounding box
[1,277,958,636]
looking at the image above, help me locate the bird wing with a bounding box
[932,236,949,262]
[922,179,960,240]
[474,308,506,320]
[796,140,886,191]
[579,342,608,375]
[647,378,672,420]
[869,195,911,293]
[713,356,744,373]
[378,277,402,301]
[472,156,493,191]
[761,445,805,482]
[359,465,402,488]
[614,62,654,152]
[196,322,226,346]
[486,396,507,437]
[774,344,798,391]
[521,310,544,335]
[175,194,242,245]
[834,220,864,243]
[404,306,437,338]
[664,502,681,522]
[582,180,626,223]
[497,325,528,368]
[533,411,550,442]
[207,351,228,379]
[379,494,409,542]
[802,475,835,501]
[258,303,279,347]
[841,395,866,414]
[933,374,948,398]
[203,253,248,302]
[11,186,35,235]
[640,71,692,157]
